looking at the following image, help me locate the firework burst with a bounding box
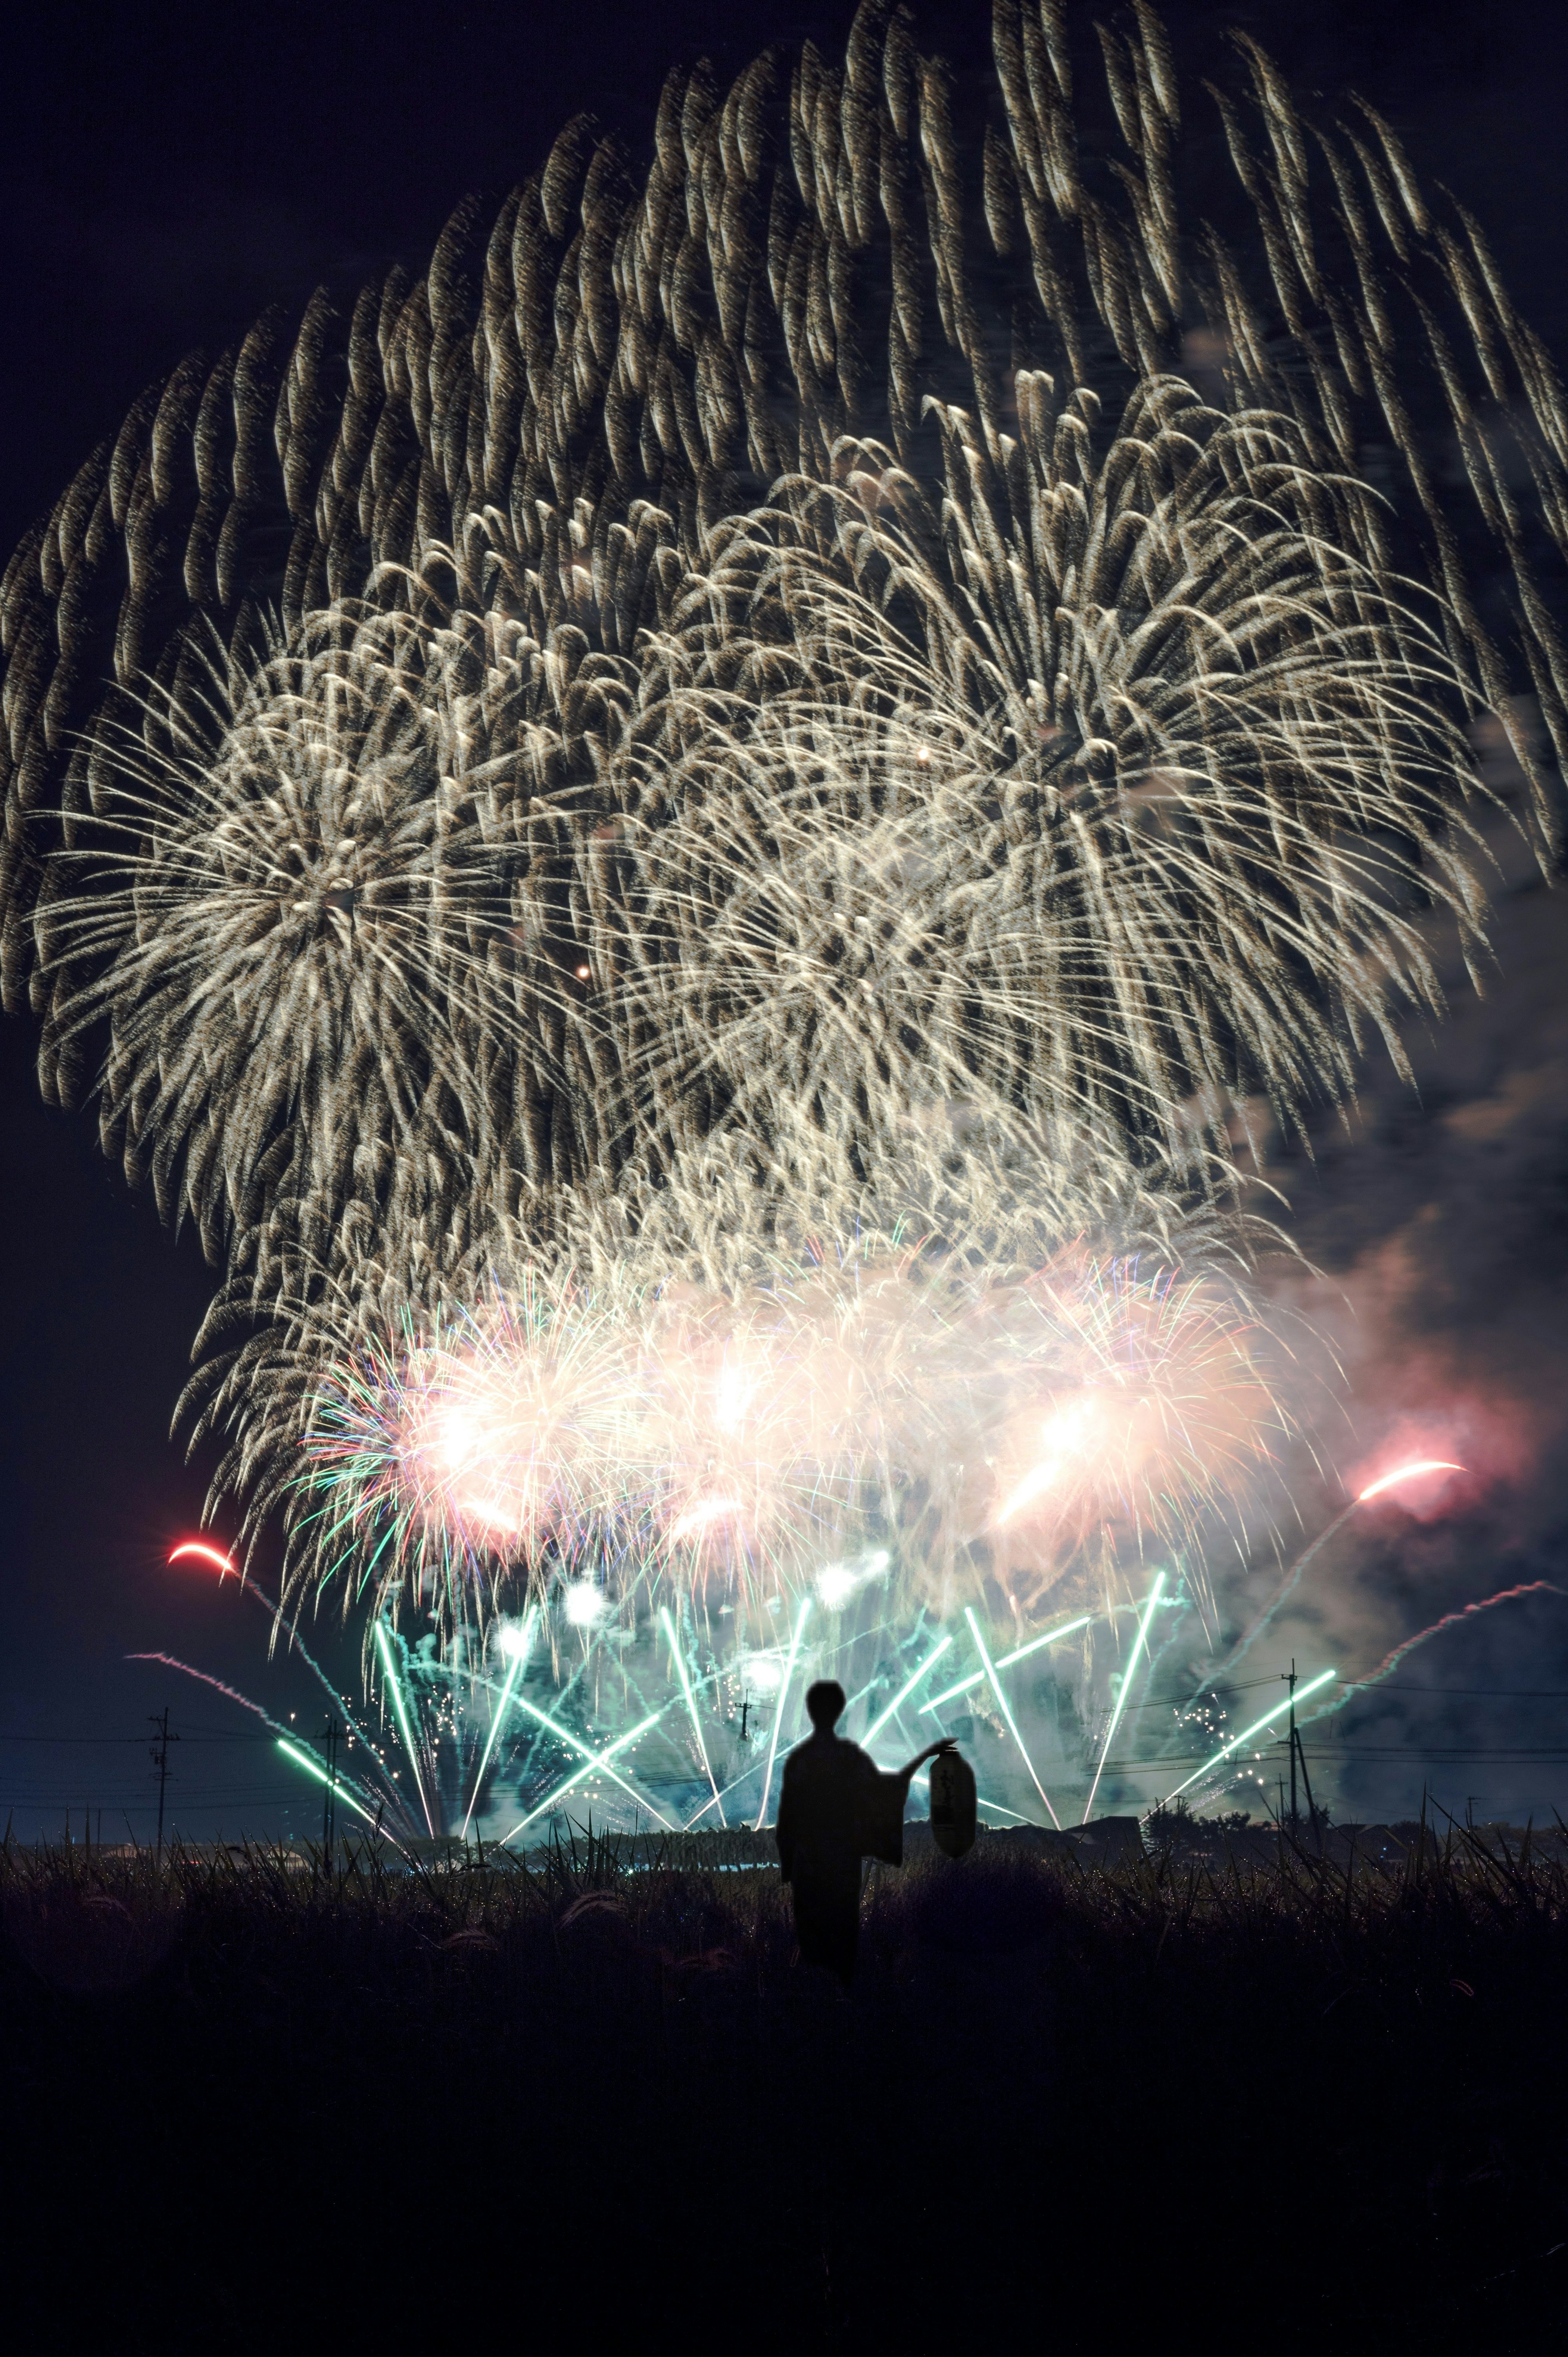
[207,1212,1290,1658]
[5,0,1551,1312]
[642,382,1492,1173]
[1,5,1559,1823]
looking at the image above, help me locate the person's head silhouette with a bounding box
[805,1679,846,1732]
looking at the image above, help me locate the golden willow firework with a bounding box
[24,380,1499,1268]
[33,606,561,1257]
[3,2,1556,1273]
[646,382,1489,1164]
[0,4,1557,1669]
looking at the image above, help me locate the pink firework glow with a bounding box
[1355,1458,1466,1505]
[1347,1394,1537,1524]
[297,1247,1289,1630]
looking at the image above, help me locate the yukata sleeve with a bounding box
[854,1757,906,1868]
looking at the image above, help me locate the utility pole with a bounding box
[1281,1661,1321,1849]
[149,1707,178,1859]
[321,1717,340,1859]
[1295,1717,1320,1851]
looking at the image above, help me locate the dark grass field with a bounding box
[3,1824,1565,2354]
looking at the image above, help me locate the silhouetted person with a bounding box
[775,1679,956,1987]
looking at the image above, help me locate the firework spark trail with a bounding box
[167,1541,243,1577]
[862,1637,953,1746]
[964,1606,1061,1829]
[1151,1665,1339,1815]
[497,1708,673,1844]
[1357,1462,1466,1504]
[127,1652,283,1729]
[275,1737,390,1837]
[459,1606,538,1842]
[659,1607,725,1825]
[504,1689,681,1830]
[1309,1583,1568,1719]
[1085,1571,1166,1822]
[167,1539,387,1755]
[974,1798,1033,1824]
[756,1598,813,1830]
[127,1651,403,1839]
[682,1762,761,1831]
[920,1615,1094,1714]
[374,1622,436,1838]
[1198,1462,1468,1701]
[1195,1506,1358,1702]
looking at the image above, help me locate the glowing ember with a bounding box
[168,1540,238,1578]
[1356,1459,1466,1504]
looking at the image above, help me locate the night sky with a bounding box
[2,0,1566,1841]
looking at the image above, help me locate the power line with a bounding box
[1342,1688,1568,1699]
[1100,1743,1568,1769]
[1303,1747,1568,1761]
[1124,1677,1299,1709]
[1136,1690,1568,1723]
[0,1731,273,1746]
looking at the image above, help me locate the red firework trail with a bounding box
[164,1543,356,1724]
[1334,1580,1568,1701]
[127,1651,412,1849]
[167,1540,239,1577]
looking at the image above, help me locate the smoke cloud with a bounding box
[1252,827,1568,1822]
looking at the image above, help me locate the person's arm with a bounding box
[890,1736,958,1798]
